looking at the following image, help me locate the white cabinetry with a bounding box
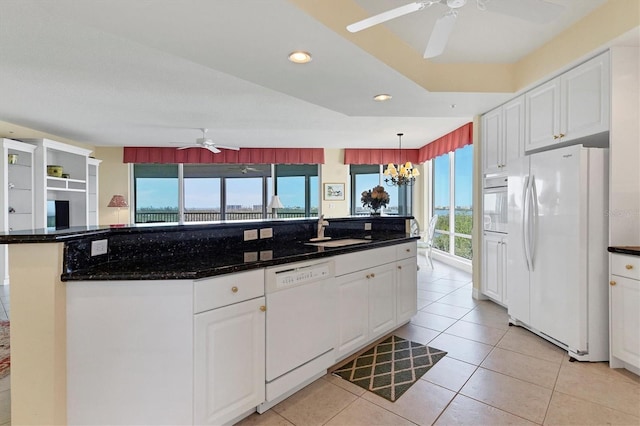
[335,242,417,360]
[609,253,640,375]
[0,139,36,284]
[87,158,101,226]
[25,138,96,228]
[525,52,609,152]
[482,233,508,306]
[482,96,524,175]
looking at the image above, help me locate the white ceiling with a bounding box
[0,0,616,150]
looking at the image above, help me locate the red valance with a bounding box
[418,122,473,163]
[343,122,473,165]
[343,149,420,165]
[123,147,325,164]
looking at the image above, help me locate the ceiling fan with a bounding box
[228,164,262,174]
[173,128,240,154]
[347,0,565,59]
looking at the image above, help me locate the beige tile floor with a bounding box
[238,256,640,426]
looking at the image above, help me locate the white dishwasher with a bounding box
[259,258,336,412]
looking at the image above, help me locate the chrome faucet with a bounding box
[317,215,329,239]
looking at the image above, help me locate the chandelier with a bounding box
[383,133,420,186]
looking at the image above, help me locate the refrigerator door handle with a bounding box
[522,175,532,271]
[529,175,538,269]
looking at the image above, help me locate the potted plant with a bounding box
[361,185,390,215]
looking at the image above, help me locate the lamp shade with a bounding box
[268,195,284,209]
[107,195,128,208]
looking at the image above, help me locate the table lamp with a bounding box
[108,194,128,227]
[268,195,284,218]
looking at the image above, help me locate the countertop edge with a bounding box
[608,246,640,257]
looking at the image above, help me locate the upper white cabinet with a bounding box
[525,51,610,152]
[23,138,96,228]
[482,96,524,175]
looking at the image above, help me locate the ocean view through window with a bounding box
[432,144,473,261]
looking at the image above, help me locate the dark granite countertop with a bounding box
[62,235,418,281]
[608,246,640,257]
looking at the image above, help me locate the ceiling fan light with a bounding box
[288,51,312,64]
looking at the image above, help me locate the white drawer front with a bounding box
[194,269,264,313]
[611,254,640,281]
[334,245,396,276]
[396,241,417,260]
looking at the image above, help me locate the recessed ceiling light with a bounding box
[373,94,392,102]
[288,51,312,64]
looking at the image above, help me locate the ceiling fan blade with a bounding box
[483,0,565,24]
[215,144,240,151]
[423,11,457,58]
[176,145,195,150]
[205,146,221,154]
[347,1,426,33]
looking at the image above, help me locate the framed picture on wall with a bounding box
[323,183,345,201]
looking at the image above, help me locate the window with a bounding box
[134,164,179,223]
[350,165,414,215]
[275,165,319,218]
[133,163,316,223]
[431,144,473,260]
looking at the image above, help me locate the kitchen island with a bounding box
[0,216,418,425]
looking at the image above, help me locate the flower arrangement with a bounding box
[361,185,390,213]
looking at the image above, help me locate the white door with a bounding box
[610,276,640,368]
[336,272,369,358]
[561,52,610,141]
[503,96,525,168]
[525,79,560,152]
[529,146,586,351]
[396,257,417,324]
[507,156,530,323]
[194,297,266,426]
[482,108,502,174]
[368,264,397,337]
[482,233,502,302]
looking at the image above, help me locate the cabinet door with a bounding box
[500,238,508,307]
[368,264,396,337]
[396,257,417,324]
[194,297,266,426]
[561,52,610,141]
[525,79,560,152]
[503,96,524,168]
[482,108,502,174]
[336,272,369,359]
[611,276,640,369]
[482,233,503,302]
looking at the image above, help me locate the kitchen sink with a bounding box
[305,238,372,248]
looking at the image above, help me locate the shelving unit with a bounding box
[1,138,36,285]
[87,158,101,227]
[23,138,94,229]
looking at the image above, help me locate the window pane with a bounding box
[276,176,306,218]
[184,177,220,222]
[433,231,450,252]
[354,173,379,215]
[309,176,319,217]
[433,153,450,232]
[454,236,473,259]
[134,164,178,223]
[225,178,264,220]
[454,145,473,236]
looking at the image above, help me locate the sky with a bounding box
[136,145,473,211]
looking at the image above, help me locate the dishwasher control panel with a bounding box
[275,263,331,289]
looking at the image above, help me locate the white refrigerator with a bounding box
[507,144,609,361]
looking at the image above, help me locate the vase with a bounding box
[370,210,381,216]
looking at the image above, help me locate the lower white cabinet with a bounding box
[396,257,418,324]
[482,232,508,306]
[194,297,266,425]
[335,242,417,360]
[609,253,640,374]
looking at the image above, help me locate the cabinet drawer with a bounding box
[611,254,640,281]
[194,269,264,313]
[396,242,417,260]
[334,245,396,276]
